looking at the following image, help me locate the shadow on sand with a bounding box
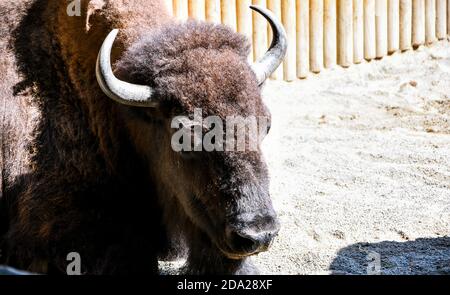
[329,236,450,275]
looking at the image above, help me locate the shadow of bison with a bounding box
[330,237,450,275]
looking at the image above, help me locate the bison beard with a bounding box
[0,0,285,275]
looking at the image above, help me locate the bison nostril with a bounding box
[228,230,260,254]
[225,211,280,255]
[226,228,278,255]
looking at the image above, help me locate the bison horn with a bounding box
[250,5,288,86]
[96,29,158,107]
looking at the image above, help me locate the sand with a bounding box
[160,40,450,275]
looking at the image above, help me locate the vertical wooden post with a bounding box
[206,0,221,23]
[189,0,206,20]
[412,0,425,47]
[388,0,400,53]
[174,0,189,21]
[282,0,296,81]
[425,0,436,43]
[310,0,324,73]
[376,0,388,58]
[222,0,237,30]
[166,0,174,16]
[353,0,364,63]
[297,0,310,78]
[436,0,447,39]
[175,0,189,20]
[364,0,376,60]
[237,0,253,61]
[338,0,353,67]
[252,0,268,63]
[267,0,283,79]
[324,0,337,68]
[448,0,450,35]
[400,0,412,50]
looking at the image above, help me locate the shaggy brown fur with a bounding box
[0,0,277,275]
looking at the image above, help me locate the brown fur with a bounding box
[0,0,277,275]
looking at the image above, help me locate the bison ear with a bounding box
[86,0,106,32]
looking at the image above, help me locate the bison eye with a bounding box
[263,122,271,137]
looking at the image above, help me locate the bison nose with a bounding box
[226,213,280,255]
[227,229,278,254]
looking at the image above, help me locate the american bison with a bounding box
[0,0,287,274]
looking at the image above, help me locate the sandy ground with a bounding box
[161,41,450,275]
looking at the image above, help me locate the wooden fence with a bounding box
[165,0,450,81]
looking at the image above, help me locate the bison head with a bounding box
[95,6,287,260]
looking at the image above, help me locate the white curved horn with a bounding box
[250,5,288,85]
[96,29,158,107]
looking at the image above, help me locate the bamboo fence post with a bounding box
[364,0,376,60]
[400,0,412,50]
[222,0,237,30]
[324,0,337,68]
[353,0,364,63]
[412,0,426,46]
[166,0,174,16]
[252,0,268,63]
[310,0,324,73]
[388,0,400,53]
[338,0,353,67]
[206,0,221,23]
[376,0,388,58]
[237,0,253,61]
[267,0,283,79]
[448,0,450,36]
[174,0,189,20]
[436,0,447,39]
[282,0,296,81]
[425,0,436,43]
[297,0,309,78]
[189,0,206,20]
